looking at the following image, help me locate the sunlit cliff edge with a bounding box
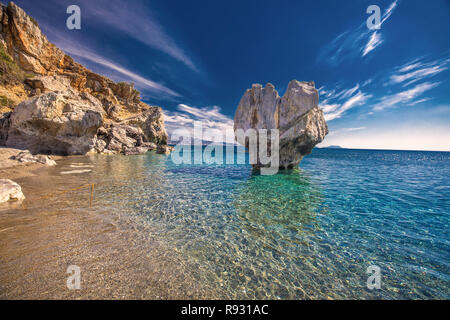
[0,2,171,156]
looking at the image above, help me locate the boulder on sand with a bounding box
[0,179,25,203]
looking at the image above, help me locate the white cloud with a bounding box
[362,32,383,57]
[318,1,398,65]
[320,103,340,114]
[164,104,235,143]
[40,23,180,98]
[399,62,422,73]
[407,98,431,106]
[346,127,367,131]
[319,55,447,121]
[320,83,372,121]
[389,58,449,86]
[80,0,198,72]
[177,104,233,125]
[337,84,360,100]
[327,127,367,137]
[64,45,181,97]
[373,82,440,111]
[362,78,373,87]
[381,0,399,24]
[321,89,372,121]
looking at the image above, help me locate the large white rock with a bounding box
[234,80,328,169]
[0,179,25,203]
[25,75,73,93]
[6,90,104,155]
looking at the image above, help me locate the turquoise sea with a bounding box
[2,147,449,299]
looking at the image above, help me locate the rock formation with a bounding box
[156,145,174,155]
[0,179,24,203]
[7,89,104,154]
[0,111,10,142]
[234,80,328,169]
[9,150,56,166]
[0,2,169,155]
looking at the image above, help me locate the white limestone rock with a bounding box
[234,80,328,169]
[6,90,104,155]
[0,179,25,203]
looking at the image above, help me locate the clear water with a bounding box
[1,148,449,299]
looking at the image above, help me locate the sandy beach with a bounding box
[0,147,66,180]
[0,152,222,299]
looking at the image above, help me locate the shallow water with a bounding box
[0,148,449,299]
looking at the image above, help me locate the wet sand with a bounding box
[0,147,65,180]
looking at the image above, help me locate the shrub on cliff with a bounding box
[0,45,31,84]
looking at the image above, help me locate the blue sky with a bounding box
[9,0,450,151]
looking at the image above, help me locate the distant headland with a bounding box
[321,145,344,149]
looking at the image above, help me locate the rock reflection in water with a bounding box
[233,169,323,239]
[220,169,327,299]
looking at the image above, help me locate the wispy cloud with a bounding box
[320,86,372,121]
[164,104,234,143]
[80,0,197,72]
[318,1,398,65]
[65,46,181,97]
[407,98,431,106]
[328,126,367,137]
[362,32,383,57]
[40,23,181,98]
[381,0,399,25]
[337,84,360,100]
[319,53,448,119]
[373,82,440,111]
[177,104,233,126]
[362,78,374,87]
[389,58,449,86]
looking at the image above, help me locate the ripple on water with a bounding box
[1,148,448,299]
[60,169,92,175]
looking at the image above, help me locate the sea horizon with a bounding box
[169,144,450,153]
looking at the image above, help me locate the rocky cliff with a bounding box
[0,2,169,155]
[234,80,328,169]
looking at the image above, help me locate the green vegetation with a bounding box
[0,95,13,107]
[29,16,39,27]
[0,44,29,84]
[0,46,14,63]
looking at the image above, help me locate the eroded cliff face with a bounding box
[0,2,168,155]
[234,80,328,169]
